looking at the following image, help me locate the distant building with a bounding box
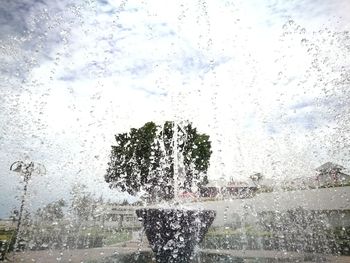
[200,179,257,198]
[316,162,350,187]
[199,180,225,198]
[281,162,350,189]
[85,204,140,230]
[249,173,274,192]
[178,191,198,200]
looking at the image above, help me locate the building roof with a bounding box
[205,177,275,189]
[316,162,345,172]
[205,180,228,188]
[179,191,197,199]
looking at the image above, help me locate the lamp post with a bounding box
[10,160,46,250]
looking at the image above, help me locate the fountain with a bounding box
[136,121,216,263]
[3,1,350,263]
[136,208,215,263]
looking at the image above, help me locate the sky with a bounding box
[0,0,350,217]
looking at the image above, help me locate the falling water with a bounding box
[173,121,180,201]
[172,121,189,202]
[1,0,350,262]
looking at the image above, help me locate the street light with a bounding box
[10,160,46,250]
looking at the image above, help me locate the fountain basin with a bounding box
[136,208,216,263]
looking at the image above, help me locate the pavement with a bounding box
[5,246,350,263]
[203,249,350,262]
[6,246,151,263]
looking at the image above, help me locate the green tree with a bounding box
[35,199,66,222]
[105,121,212,201]
[70,184,96,222]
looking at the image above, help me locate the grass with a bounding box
[77,226,132,245]
[0,235,9,240]
[0,229,15,242]
[206,226,271,238]
[103,230,132,246]
[75,226,133,245]
[0,229,15,260]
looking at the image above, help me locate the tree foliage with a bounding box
[70,184,97,222]
[36,199,66,222]
[105,121,212,201]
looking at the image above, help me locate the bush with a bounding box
[0,229,16,259]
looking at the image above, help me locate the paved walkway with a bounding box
[7,246,150,263]
[6,247,350,263]
[202,249,350,262]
